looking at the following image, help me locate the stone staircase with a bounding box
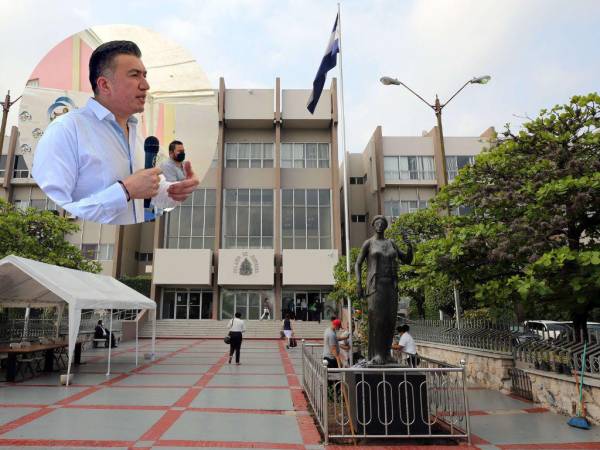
[139,319,328,340]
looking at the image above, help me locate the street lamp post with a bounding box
[0,91,22,156]
[380,75,490,189]
[380,75,490,331]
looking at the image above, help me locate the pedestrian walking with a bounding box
[227,312,246,364]
[323,319,342,368]
[282,313,295,349]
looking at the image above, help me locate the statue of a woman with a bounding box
[355,215,413,365]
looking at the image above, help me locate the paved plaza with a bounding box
[1,339,599,449]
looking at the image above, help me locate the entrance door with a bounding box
[295,293,308,321]
[220,291,264,320]
[201,292,213,319]
[188,292,201,319]
[175,292,188,319]
[308,292,321,322]
[162,290,209,320]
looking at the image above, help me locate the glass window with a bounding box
[282,143,330,168]
[282,189,332,249]
[81,244,98,260]
[225,142,274,168]
[318,144,329,168]
[385,156,436,181]
[385,200,428,219]
[166,189,216,249]
[384,156,399,181]
[0,155,6,178]
[223,189,274,248]
[161,291,175,319]
[281,143,293,168]
[446,155,475,181]
[13,155,30,178]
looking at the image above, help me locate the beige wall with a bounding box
[225,89,274,122]
[218,249,274,286]
[198,168,218,188]
[280,129,331,142]
[282,249,338,286]
[444,136,488,155]
[225,129,275,141]
[282,89,331,124]
[223,168,276,188]
[280,169,332,188]
[382,136,434,156]
[120,223,142,277]
[153,248,212,286]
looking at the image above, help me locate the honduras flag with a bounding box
[307,14,340,114]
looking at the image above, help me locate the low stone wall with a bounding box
[526,368,600,425]
[416,342,600,424]
[417,342,514,390]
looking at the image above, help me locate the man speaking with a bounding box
[32,40,199,224]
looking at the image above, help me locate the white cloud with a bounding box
[1,0,599,154]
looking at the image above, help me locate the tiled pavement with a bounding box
[0,338,599,449]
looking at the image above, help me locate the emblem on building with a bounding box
[239,258,253,276]
[233,252,260,276]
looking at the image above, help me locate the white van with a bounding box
[523,320,570,340]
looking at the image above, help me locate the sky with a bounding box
[1,0,599,153]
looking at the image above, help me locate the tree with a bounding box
[432,93,600,339]
[329,248,369,346]
[0,199,101,273]
[118,275,152,297]
[387,209,448,318]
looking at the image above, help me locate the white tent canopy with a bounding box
[0,255,156,384]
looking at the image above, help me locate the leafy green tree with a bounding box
[118,275,152,297]
[0,199,100,273]
[432,93,600,338]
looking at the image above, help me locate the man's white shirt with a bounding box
[32,98,179,224]
[399,333,417,355]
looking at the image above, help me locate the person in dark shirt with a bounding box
[94,320,118,348]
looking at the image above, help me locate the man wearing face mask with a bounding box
[160,140,187,182]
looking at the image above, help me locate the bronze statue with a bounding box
[355,215,413,365]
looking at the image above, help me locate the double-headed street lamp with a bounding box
[380,75,490,187]
[380,74,490,329]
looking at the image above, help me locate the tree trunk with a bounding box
[415,293,426,319]
[571,309,588,343]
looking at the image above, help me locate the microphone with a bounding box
[144,136,160,208]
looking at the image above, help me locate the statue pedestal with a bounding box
[346,366,430,436]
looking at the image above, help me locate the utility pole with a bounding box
[0,91,22,155]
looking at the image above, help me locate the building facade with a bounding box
[342,125,495,250]
[0,77,342,322]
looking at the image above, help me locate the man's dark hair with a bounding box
[97,320,103,325]
[89,40,142,94]
[235,312,242,318]
[169,140,183,153]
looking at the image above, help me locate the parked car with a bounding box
[523,320,571,340]
[511,328,541,346]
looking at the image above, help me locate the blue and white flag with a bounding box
[307,14,340,114]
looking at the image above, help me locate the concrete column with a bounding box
[212,78,226,320]
[274,78,282,319]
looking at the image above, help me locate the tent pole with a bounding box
[66,354,72,386]
[135,309,139,366]
[151,308,156,360]
[107,309,113,377]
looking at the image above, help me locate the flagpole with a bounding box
[337,2,353,365]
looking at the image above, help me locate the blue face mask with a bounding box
[175,152,185,162]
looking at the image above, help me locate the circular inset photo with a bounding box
[21,24,218,224]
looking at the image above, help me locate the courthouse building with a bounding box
[1,76,342,323]
[0,30,494,325]
[342,125,495,250]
